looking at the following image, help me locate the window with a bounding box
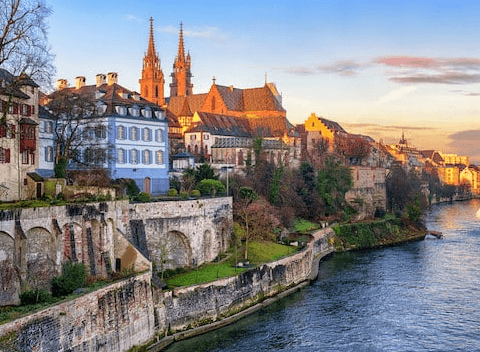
[129,107,139,117]
[45,146,53,162]
[204,134,209,140]
[130,149,138,164]
[142,108,152,118]
[7,124,15,139]
[143,128,151,141]
[156,129,164,142]
[45,121,53,133]
[0,148,10,163]
[117,148,125,164]
[156,150,163,164]
[30,151,35,165]
[130,127,138,140]
[95,125,106,139]
[22,104,28,116]
[22,150,29,164]
[143,150,151,164]
[115,106,127,116]
[117,125,125,140]
[190,134,196,140]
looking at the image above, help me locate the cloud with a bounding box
[377,56,480,85]
[160,25,226,41]
[463,92,480,96]
[448,130,480,141]
[344,123,436,132]
[284,60,367,77]
[377,86,417,105]
[125,14,143,23]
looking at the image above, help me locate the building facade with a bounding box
[0,69,40,201]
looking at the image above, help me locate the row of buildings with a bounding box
[0,19,478,202]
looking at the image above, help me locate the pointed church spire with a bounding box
[177,22,186,62]
[140,17,165,106]
[147,17,156,57]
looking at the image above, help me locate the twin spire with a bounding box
[140,18,193,105]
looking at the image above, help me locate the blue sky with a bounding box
[47,0,480,163]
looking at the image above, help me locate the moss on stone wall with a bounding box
[333,218,424,251]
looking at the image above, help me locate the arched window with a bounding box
[211,97,215,111]
[155,85,159,98]
[156,150,163,164]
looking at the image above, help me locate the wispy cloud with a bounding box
[344,123,436,132]
[377,56,480,85]
[377,86,418,105]
[160,25,226,41]
[284,60,368,77]
[125,14,143,23]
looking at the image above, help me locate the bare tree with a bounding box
[45,90,112,178]
[0,0,55,86]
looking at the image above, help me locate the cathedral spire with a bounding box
[177,22,186,62]
[147,17,156,57]
[140,17,165,106]
[170,22,193,97]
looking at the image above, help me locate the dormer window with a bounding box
[115,106,127,116]
[142,108,152,118]
[129,106,139,117]
[154,111,164,119]
[96,103,106,116]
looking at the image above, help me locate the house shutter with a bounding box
[13,103,18,114]
[27,105,31,116]
[5,149,10,163]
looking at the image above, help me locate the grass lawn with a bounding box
[246,242,297,264]
[165,241,297,288]
[166,263,247,287]
[292,218,319,233]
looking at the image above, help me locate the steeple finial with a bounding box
[212,76,216,85]
[147,17,156,57]
[177,22,186,62]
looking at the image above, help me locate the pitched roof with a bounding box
[186,112,251,137]
[214,85,244,111]
[247,115,290,137]
[320,117,346,133]
[211,137,288,149]
[45,82,166,121]
[243,85,285,112]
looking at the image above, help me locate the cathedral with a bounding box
[140,19,299,159]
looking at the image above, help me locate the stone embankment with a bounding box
[0,228,334,352]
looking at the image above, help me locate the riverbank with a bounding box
[332,217,426,252]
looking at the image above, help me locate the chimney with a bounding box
[56,79,68,90]
[107,72,118,85]
[75,76,86,89]
[96,74,106,87]
[229,85,234,92]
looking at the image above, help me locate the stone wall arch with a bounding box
[0,231,20,305]
[158,231,192,269]
[62,222,83,263]
[25,227,57,290]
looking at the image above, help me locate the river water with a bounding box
[165,199,480,352]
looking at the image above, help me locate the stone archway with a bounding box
[25,227,57,290]
[0,231,20,306]
[157,231,192,269]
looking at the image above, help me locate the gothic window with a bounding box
[155,85,158,98]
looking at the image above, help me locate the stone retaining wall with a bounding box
[0,272,155,352]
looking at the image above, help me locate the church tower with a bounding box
[170,22,193,97]
[140,18,165,106]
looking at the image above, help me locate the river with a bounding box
[165,199,480,352]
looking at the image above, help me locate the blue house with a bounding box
[42,73,169,194]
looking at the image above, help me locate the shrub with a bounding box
[180,191,189,200]
[167,188,178,197]
[19,289,53,305]
[197,179,226,196]
[51,262,87,297]
[190,189,200,199]
[56,193,65,201]
[136,192,151,203]
[125,179,140,198]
